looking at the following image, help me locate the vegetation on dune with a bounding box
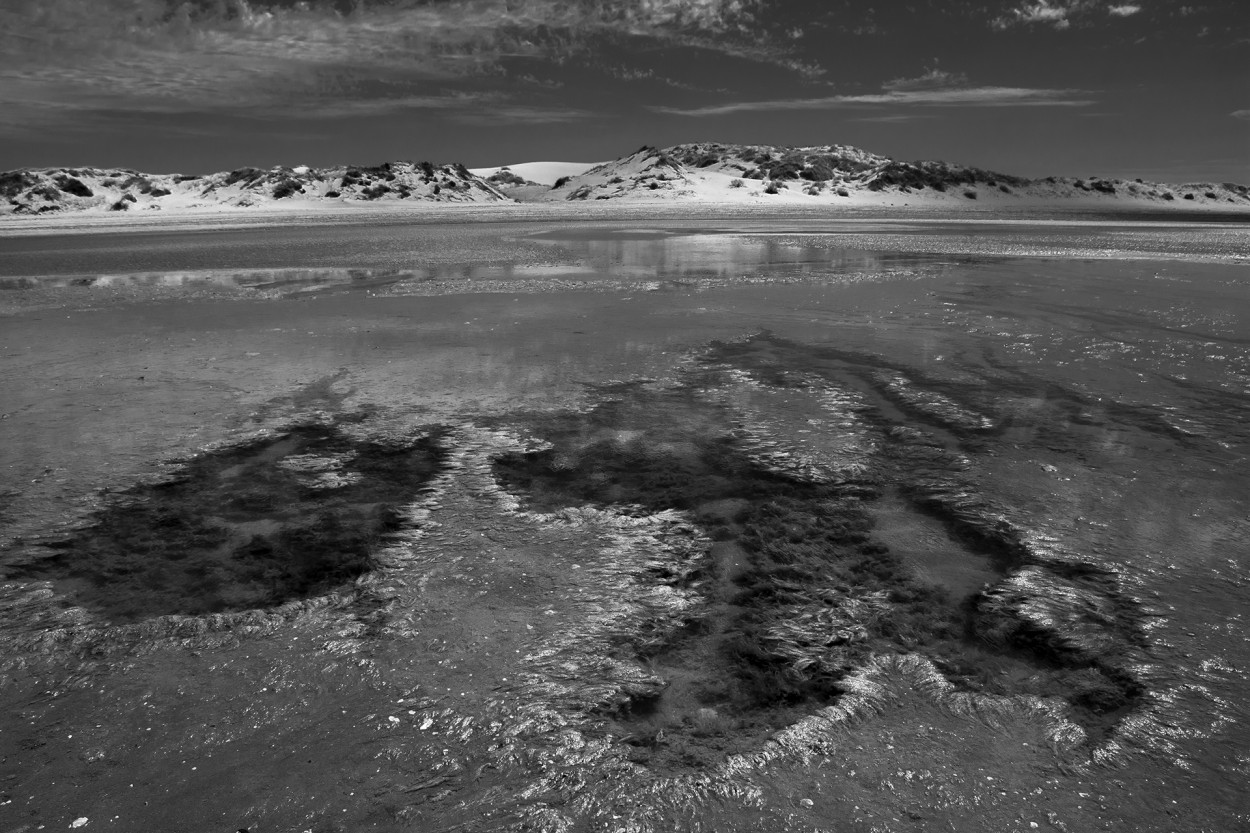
[53,175,93,197]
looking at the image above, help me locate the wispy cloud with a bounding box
[991,1,1148,30]
[451,105,596,126]
[653,86,1096,117]
[883,67,970,92]
[999,1,1074,29]
[851,114,936,123]
[0,0,781,132]
[1231,109,1250,120]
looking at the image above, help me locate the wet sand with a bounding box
[1,211,1248,832]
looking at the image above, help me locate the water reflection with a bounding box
[1,231,943,294]
[528,229,948,279]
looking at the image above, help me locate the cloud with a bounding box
[653,86,1096,116]
[1232,109,1250,120]
[992,1,1152,30]
[883,67,970,92]
[851,114,936,123]
[994,1,1074,29]
[0,0,782,132]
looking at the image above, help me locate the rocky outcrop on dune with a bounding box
[539,142,1250,208]
[0,161,512,215]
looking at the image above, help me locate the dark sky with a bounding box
[1,0,1246,182]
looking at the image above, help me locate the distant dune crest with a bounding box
[3,143,1247,215]
[0,160,512,215]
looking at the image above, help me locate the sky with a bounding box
[0,0,1246,182]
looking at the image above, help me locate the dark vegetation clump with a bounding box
[120,175,151,193]
[553,175,572,188]
[224,167,264,187]
[0,171,36,198]
[362,183,391,199]
[1183,193,1195,200]
[54,175,93,197]
[8,421,448,623]
[494,337,1149,756]
[271,179,302,199]
[149,187,171,197]
[488,169,528,186]
[493,390,953,711]
[763,182,780,194]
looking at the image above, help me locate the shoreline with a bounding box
[2,198,1248,238]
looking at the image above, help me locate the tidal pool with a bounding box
[0,212,1247,832]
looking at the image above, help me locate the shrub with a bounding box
[763,182,779,195]
[149,188,171,197]
[223,168,262,187]
[1204,191,1217,199]
[272,180,301,199]
[729,178,744,188]
[363,184,392,199]
[999,184,1011,193]
[109,199,129,211]
[801,159,835,181]
[120,175,151,193]
[324,190,340,198]
[836,187,850,197]
[553,176,572,188]
[489,169,527,186]
[607,176,624,184]
[963,190,978,199]
[54,175,93,197]
[0,171,36,198]
[1162,192,1174,200]
[1183,193,1195,200]
[648,181,660,190]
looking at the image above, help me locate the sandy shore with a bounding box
[1,213,1248,833]
[2,197,1247,238]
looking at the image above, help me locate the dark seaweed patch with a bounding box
[496,341,1148,766]
[6,421,447,623]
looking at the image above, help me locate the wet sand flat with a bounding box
[1,211,1248,832]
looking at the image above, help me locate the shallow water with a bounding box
[0,214,1248,832]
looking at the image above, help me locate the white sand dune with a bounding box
[468,161,604,186]
[3,143,1246,220]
